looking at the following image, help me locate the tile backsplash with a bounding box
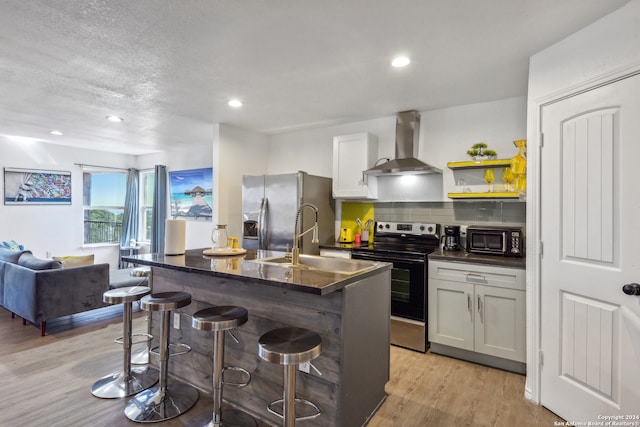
[373,201,526,229]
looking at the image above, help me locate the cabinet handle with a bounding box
[466,273,486,281]
[477,294,483,323]
[467,293,471,313]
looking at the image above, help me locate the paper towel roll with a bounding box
[165,219,186,255]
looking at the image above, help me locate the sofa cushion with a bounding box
[18,253,63,270]
[0,247,32,264]
[1,240,24,251]
[52,254,94,267]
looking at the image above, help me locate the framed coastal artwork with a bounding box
[3,167,72,205]
[168,167,213,220]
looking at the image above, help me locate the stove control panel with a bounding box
[376,222,439,236]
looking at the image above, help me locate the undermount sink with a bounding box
[251,254,375,275]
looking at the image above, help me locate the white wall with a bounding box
[267,116,395,177]
[0,139,135,267]
[422,97,527,196]
[214,124,268,239]
[528,0,640,101]
[0,96,527,266]
[525,0,640,403]
[267,97,527,199]
[0,136,216,267]
[137,140,214,251]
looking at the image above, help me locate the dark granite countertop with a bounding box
[322,243,525,269]
[428,249,525,269]
[122,248,390,295]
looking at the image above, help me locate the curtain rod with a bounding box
[74,163,131,171]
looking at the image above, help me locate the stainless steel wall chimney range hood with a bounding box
[364,110,442,176]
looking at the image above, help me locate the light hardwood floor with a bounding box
[0,307,563,426]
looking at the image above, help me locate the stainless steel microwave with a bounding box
[466,226,524,257]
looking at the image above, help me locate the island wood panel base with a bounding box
[149,266,391,427]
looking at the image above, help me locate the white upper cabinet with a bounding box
[332,132,378,199]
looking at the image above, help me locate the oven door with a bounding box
[351,251,426,321]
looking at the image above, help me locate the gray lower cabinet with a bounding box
[428,260,526,373]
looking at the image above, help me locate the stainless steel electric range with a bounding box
[351,221,440,353]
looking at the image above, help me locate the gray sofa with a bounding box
[0,248,148,335]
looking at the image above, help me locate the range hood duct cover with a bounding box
[364,110,442,175]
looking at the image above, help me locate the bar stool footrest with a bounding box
[149,343,191,357]
[114,333,153,346]
[222,366,251,388]
[267,398,321,421]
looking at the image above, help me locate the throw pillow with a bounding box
[1,240,24,251]
[0,247,31,264]
[52,254,95,267]
[18,253,63,270]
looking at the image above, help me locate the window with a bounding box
[83,172,127,244]
[140,171,155,242]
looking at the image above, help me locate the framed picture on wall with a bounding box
[168,167,213,220]
[3,167,72,205]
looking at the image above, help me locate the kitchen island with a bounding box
[123,248,391,427]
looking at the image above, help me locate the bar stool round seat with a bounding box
[141,291,192,312]
[125,292,199,423]
[258,327,321,426]
[130,266,151,277]
[188,306,256,427]
[192,305,248,332]
[91,286,158,399]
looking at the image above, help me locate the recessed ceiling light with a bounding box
[50,130,63,136]
[106,115,124,122]
[228,99,243,108]
[391,56,411,68]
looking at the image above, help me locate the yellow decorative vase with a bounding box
[511,140,527,192]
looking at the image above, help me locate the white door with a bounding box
[540,73,640,421]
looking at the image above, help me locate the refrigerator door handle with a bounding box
[258,197,268,250]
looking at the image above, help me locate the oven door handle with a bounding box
[351,252,425,264]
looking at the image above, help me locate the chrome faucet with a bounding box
[292,203,319,265]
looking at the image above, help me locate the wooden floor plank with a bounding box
[0,307,563,426]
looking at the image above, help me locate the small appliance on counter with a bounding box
[441,225,461,251]
[339,227,354,243]
[466,225,524,257]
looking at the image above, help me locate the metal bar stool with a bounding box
[91,286,158,399]
[129,267,153,365]
[188,306,256,427]
[125,292,199,423]
[258,327,322,427]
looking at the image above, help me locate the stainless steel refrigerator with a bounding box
[242,172,335,253]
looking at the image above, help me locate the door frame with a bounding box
[526,62,640,404]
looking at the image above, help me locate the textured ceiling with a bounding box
[0,0,630,155]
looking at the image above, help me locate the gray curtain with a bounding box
[120,168,139,247]
[151,165,167,253]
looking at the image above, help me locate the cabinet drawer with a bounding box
[429,260,525,291]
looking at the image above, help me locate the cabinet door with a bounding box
[474,284,526,362]
[428,278,474,350]
[332,133,378,198]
